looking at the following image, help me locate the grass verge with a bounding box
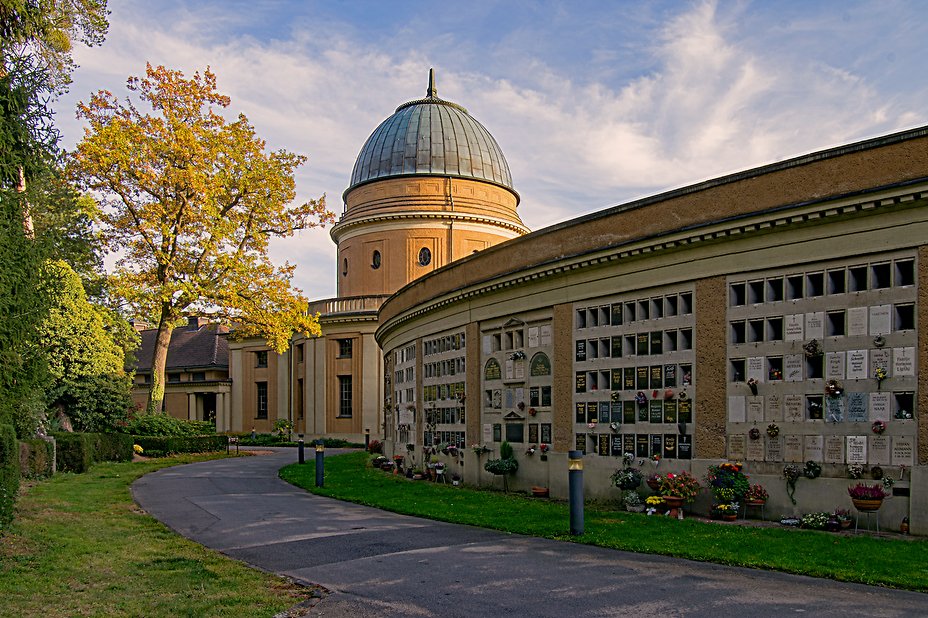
[1,454,315,617]
[280,451,928,592]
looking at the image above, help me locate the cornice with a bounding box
[330,210,530,243]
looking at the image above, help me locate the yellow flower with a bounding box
[133,444,144,455]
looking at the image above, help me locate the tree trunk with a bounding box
[146,312,174,415]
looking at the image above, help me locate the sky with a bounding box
[54,0,928,300]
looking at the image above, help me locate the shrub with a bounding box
[52,432,93,473]
[367,439,382,454]
[0,424,20,530]
[132,435,227,456]
[87,433,134,463]
[18,438,55,478]
[50,373,134,433]
[126,415,215,437]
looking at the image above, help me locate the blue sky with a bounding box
[56,1,928,299]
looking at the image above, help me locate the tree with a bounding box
[69,64,334,414]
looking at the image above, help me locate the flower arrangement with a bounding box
[800,512,829,530]
[825,379,843,397]
[539,443,549,454]
[587,421,598,430]
[783,464,801,505]
[133,444,144,455]
[658,471,701,502]
[803,460,822,480]
[645,495,664,515]
[622,490,644,509]
[635,391,647,406]
[870,465,884,480]
[847,463,863,479]
[471,444,491,455]
[744,484,768,503]
[705,462,750,503]
[528,407,537,416]
[874,367,887,388]
[747,377,759,395]
[803,339,823,358]
[610,422,620,432]
[646,473,663,491]
[833,508,852,524]
[748,427,761,440]
[871,419,887,435]
[651,453,661,466]
[766,423,780,438]
[525,445,536,456]
[611,466,643,490]
[847,483,888,500]
[715,503,737,515]
[769,368,783,381]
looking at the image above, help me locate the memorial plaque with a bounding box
[728,396,746,423]
[506,359,514,380]
[747,356,765,383]
[541,423,552,444]
[638,402,648,422]
[611,336,622,358]
[663,399,678,424]
[492,389,502,409]
[650,365,663,389]
[528,327,539,348]
[650,331,663,355]
[636,367,649,389]
[805,312,824,340]
[870,349,890,375]
[746,437,764,461]
[728,434,747,460]
[869,392,890,422]
[804,435,824,462]
[637,333,650,356]
[611,434,623,457]
[611,303,623,326]
[783,435,804,462]
[868,435,890,465]
[678,399,692,423]
[747,396,764,423]
[765,436,783,462]
[825,352,846,380]
[575,402,585,423]
[611,400,621,422]
[846,350,868,380]
[869,304,891,336]
[826,395,845,423]
[784,354,803,382]
[541,386,552,407]
[847,306,868,336]
[540,325,552,346]
[892,437,914,466]
[766,394,783,422]
[399,409,414,426]
[677,434,692,460]
[665,364,677,387]
[598,434,610,456]
[483,423,493,443]
[783,395,805,423]
[598,402,610,423]
[505,389,514,409]
[624,367,636,390]
[575,371,586,393]
[636,434,649,457]
[530,386,540,407]
[623,401,636,424]
[663,434,677,459]
[575,432,586,453]
[530,355,551,377]
[611,368,622,390]
[515,360,525,380]
[846,435,867,464]
[824,435,845,464]
[894,347,915,377]
[587,402,598,423]
[623,433,635,455]
[493,424,502,442]
[785,314,804,341]
[482,335,492,355]
[485,358,501,380]
[650,434,663,457]
[846,392,868,423]
[576,340,587,362]
[649,400,663,424]
[528,423,539,444]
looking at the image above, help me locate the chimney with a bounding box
[187,316,205,330]
[129,319,150,332]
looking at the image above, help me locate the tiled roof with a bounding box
[133,322,229,372]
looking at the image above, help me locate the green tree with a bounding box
[38,260,135,431]
[69,64,334,414]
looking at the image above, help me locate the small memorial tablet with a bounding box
[528,423,539,444]
[892,437,914,466]
[869,304,891,336]
[663,399,677,424]
[894,347,915,377]
[846,350,868,380]
[483,424,493,443]
[728,434,747,460]
[623,401,636,424]
[575,402,585,423]
[765,436,783,462]
[783,435,803,462]
[636,367,649,389]
[541,423,552,444]
[540,325,552,346]
[846,435,867,464]
[664,364,676,387]
[650,434,663,457]
[868,435,890,465]
[869,392,890,422]
[649,400,663,424]
[784,354,803,382]
[528,327,539,348]
[678,399,692,423]
[575,433,586,453]
[746,438,764,461]
[728,396,746,423]
[785,314,804,341]
[784,395,803,423]
[624,367,636,390]
[824,435,845,464]
[846,392,867,423]
[598,434,610,456]
[677,435,692,460]
[804,435,824,462]
[650,365,663,389]
[575,340,587,362]
[663,434,677,459]
[826,395,845,423]
[747,357,765,383]
[870,349,890,375]
[623,433,635,455]
[805,312,824,340]
[636,434,649,457]
[746,396,764,423]
[766,394,783,422]
[825,352,846,380]
[611,434,623,457]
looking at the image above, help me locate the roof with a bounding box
[134,322,230,372]
[346,69,514,196]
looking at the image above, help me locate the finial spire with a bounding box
[427,68,437,98]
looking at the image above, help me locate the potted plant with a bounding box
[800,512,829,530]
[833,508,852,529]
[744,484,768,505]
[658,471,701,519]
[484,441,519,491]
[450,472,461,486]
[611,466,643,491]
[412,468,425,480]
[622,490,645,513]
[705,462,750,504]
[847,482,888,511]
[531,486,549,498]
[645,473,662,491]
[716,503,738,521]
[644,495,664,515]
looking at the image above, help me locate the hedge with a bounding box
[19,438,55,478]
[1,423,21,530]
[87,432,133,463]
[133,434,228,456]
[52,432,93,473]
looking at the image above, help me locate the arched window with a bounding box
[371,250,381,269]
[342,257,348,276]
[418,247,432,266]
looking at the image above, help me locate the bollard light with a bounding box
[364,428,370,449]
[568,450,584,535]
[298,433,305,464]
[315,439,325,487]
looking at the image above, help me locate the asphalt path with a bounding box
[131,449,928,617]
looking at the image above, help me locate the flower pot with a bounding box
[852,498,883,512]
[646,479,661,491]
[412,474,424,480]
[662,496,684,509]
[839,519,851,529]
[531,486,549,498]
[722,514,737,522]
[744,499,766,507]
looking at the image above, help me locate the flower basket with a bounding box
[852,498,883,512]
[646,475,662,491]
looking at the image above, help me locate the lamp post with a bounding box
[315,439,325,487]
[568,450,584,535]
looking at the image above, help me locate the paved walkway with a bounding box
[132,449,928,617]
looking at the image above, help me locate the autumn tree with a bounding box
[69,64,334,414]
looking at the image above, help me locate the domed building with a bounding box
[225,70,528,441]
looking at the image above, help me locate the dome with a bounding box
[347,70,515,195]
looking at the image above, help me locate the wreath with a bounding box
[802,460,822,480]
[871,419,886,435]
[749,427,761,440]
[766,423,780,438]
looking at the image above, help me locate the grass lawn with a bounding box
[1,454,315,617]
[280,451,928,592]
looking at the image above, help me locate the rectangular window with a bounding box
[167,373,181,383]
[256,382,268,419]
[338,375,353,417]
[191,371,205,382]
[337,339,353,358]
[296,344,304,363]
[255,350,268,368]
[297,378,304,419]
